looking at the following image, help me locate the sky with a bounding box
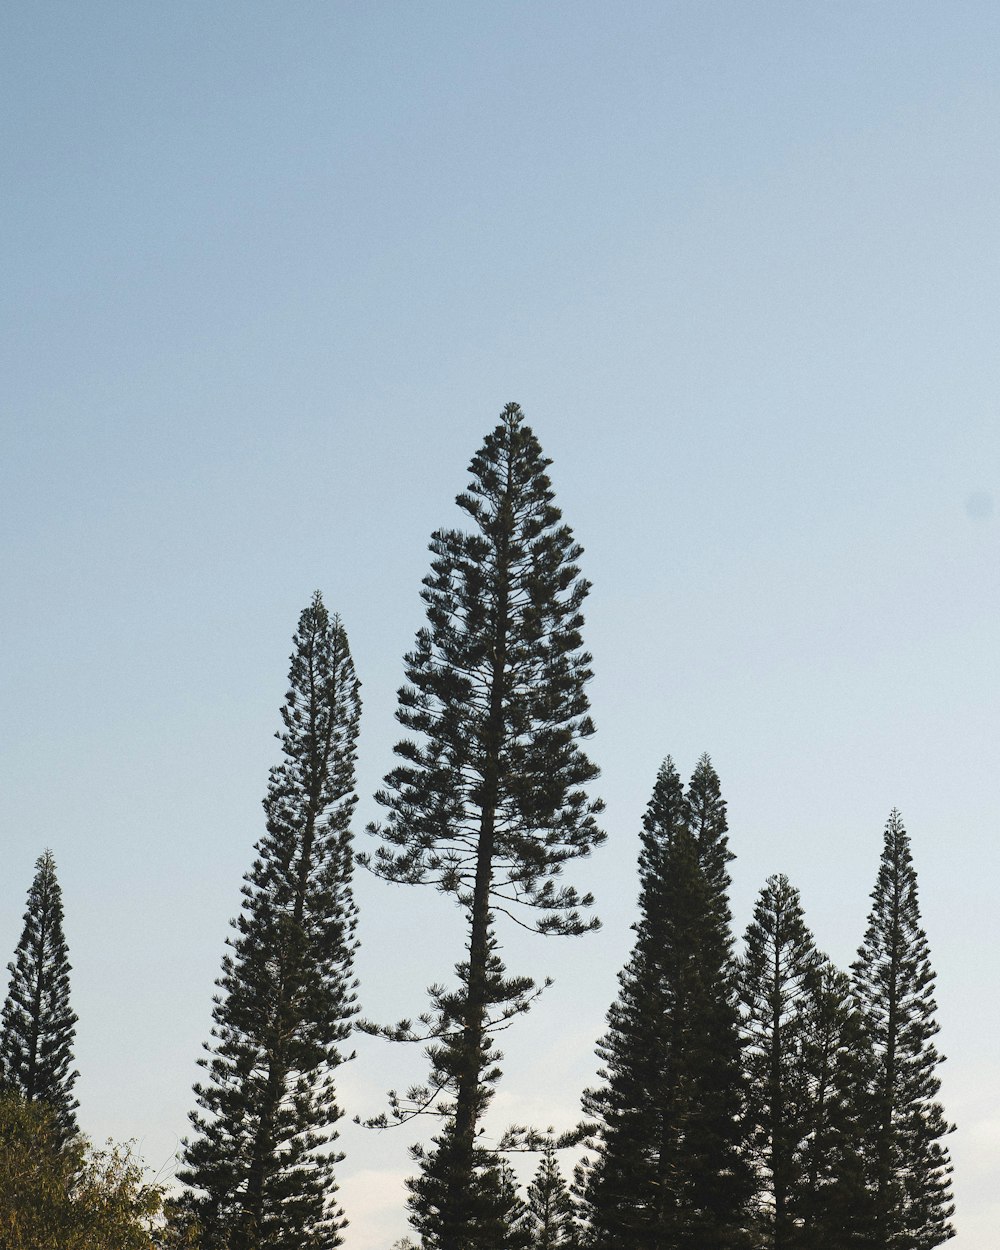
[1,2,998,1245]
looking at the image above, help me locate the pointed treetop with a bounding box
[0,848,79,1140]
[637,758,686,895]
[643,757,684,836]
[459,402,562,536]
[859,807,927,949]
[851,807,955,1250]
[685,753,734,903]
[177,598,361,1249]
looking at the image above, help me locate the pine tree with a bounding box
[851,809,955,1250]
[407,1130,532,1250]
[739,874,821,1248]
[399,942,534,1247]
[523,1146,579,1248]
[582,757,752,1249]
[176,593,361,1250]
[795,960,873,1249]
[678,754,753,1245]
[0,849,79,1141]
[488,1158,533,1250]
[362,403,605,1250]
[581,759,687,1246]
[685,753,734,923]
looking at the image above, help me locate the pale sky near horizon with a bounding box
[2,4,998,1246]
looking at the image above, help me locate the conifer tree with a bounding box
[176,593,361,1250]
[407,1131,532,1250]
[491,1158,533,1250]
[851,810,954,1249]
[679,754,752,1243]
[582,757,752,1250]
[396,939,536,1246]
[363,403,605,1250]
[0,849,79,1141]
[685,752,738,941]
[796,960,873,1248]
[523,1146,579,1248]
[739,874,821,1248]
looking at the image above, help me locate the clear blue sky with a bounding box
[2,4,997,1245]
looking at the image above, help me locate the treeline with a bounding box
[0,404,955,1249]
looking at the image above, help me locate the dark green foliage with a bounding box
[495,1158,534,1250]
[177,594,361,1250]
[740,874,822,1247]
[685,753,736,936]
[388,942,536,1248]
[795,961,874,1248]
[405,1124,474,1249]
[0,849,79,1141]
[851,810,954,1250]
[407,1128,532,1250]
[582,756,752,1250]
[581,759,689,1246]
[523,1146,579,1248]
[363,403,605,1249]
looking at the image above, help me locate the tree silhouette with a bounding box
[177,594,361,1250]
[583,757,752,1249]
[1,849,79,1142]
[851,809,954,1249]
[364,403,604,1250]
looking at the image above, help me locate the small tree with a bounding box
[363,403,605,1250]
[851,810,955,1249]
[523,1146,579,1248]
[0,1092,161,1250]
[177,594,361,1250]
[0,849,79,1141]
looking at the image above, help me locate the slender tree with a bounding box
[523,1146,579,1249]
[363,403,605,1250]
[0,849,79,1141]
[685,753,737,942]
[582,757,752,1249]
[581,759,686,1246]
[489,1158,533,1250]
[739,874,821,1248]
[678,754,753,1245]
[851,809,954,1250]
[176,593,361,1250]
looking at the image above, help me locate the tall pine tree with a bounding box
[176,593,361,1250]
[582,757,752,1249]
[363,403,605,1250]
[851,809,954,1250]
[739,874,821,1248]
[0,849,79,1142]
[679,754,752,1245]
